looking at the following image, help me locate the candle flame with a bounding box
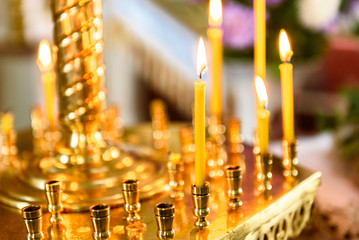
[209,0,222,27]
[37,40,53,71]
[279,29,293,62]
[255,76,268,108]
[197,37,208,78]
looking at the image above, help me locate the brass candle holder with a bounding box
[282,139,298,185]
[150,99,169,151]
[90,204,111,240]
[167,159,185,199]
[191,182,210,229]
[44,180,63,223]
[225,165,243,209]
[254,152,273,197]
[22,205,44,240]
[122,179,141,222]
[155,202,175,240]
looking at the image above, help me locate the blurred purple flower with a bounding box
[223,2,254,49]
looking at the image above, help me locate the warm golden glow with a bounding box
[279,29,293,62]
[37,40,53,71]
[255,76,268,108]
[196,37,208,78]
[209,0,222,27]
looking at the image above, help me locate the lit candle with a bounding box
[279,29,294,143]
[37,40,56,127]
[255,76,270,154]
[207,0,223,117]
[195,37,208,187]
[254,0,266,82]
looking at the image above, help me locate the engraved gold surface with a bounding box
[0,123,321,239]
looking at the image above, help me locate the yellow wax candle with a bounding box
[254,0,266,82]
[255,76,270,154]
[279,29,295,143]
[207,0,223,117]
[1,113,13,136]
[37,40,56,127]
[195,37,208,187]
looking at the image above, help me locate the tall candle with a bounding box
[279,29,294,143]
[255,76,270,154]
[37,40,56,127]
[207,0,223,117]
[1,113,13,136]
[195,37,208,187]
[254,0,266,83]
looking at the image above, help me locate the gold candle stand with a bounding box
[254,152,273,198]
[167,160,185,199]
[155,202,175,240]
[282,139,298,185]
[122,179,141,223]
[225,165,243,209]
[90,204,111,240]
[22,205,44,240]
[44,180,63,223]
[192,182,210,229]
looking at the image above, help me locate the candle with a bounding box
[1,113,13,136]
[279,29,294,143]
[195,37,208,187]
[207,0,223,117]
[37,40,56,128]
[254,0,266,82]
[255,76,270,154]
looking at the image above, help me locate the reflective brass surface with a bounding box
[22,205,44,240]
[192,182,210,229]
[44,180,63,223]
[225,165,242,209]
[282,139,298,186]
[254,152,273,198]
[122,179,141,223]
[0,123,321,239]
[155,202,175,239]
[90,204,111,240]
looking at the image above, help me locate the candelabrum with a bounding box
[167,159,185,199]
[122,179,141,223]
[90,204,111,240]
[225,165,243,209]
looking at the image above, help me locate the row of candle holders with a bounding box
[21,164,243,240]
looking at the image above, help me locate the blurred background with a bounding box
[1,0,359,239]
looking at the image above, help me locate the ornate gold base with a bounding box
[0,141,167,211]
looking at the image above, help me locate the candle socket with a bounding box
[191,182,210,229]
[122,179,141,222]
[282,139,298,184]
[44,180,63,223]
[208,115,226,146]
[90,204,111,240]
[167,161,185,199]
[254,152,273,196]
[225,165,243,209]
[155,202,175,239]
[22,205,44,240]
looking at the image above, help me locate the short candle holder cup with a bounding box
[191,182,210,229]
[167,161,185,200]
[155,202,175,239]
[122,179,141,223]
[22,205,44,240]
[44,180,63,223]
[225,165,243,209]
[90,204,111,240]
[254,152,273,198]
[282,139,298,186]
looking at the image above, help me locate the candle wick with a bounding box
[199,65,208,79]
